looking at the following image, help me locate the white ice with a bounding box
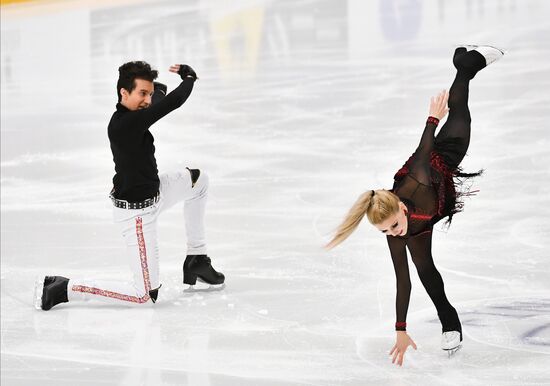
[2,0,550,385]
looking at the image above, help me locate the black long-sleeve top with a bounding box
[108,78,195,202]
[387,117,441,330]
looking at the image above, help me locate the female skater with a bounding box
[326,46,504,366]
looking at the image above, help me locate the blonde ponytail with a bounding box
[326,189,400,249]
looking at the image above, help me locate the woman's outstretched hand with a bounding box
[389,331,417,366]
[429,89,449,120]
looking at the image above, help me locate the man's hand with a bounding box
[169,64,198,81]
[428,89,449,120]
[153,82,167,95]
[151,82,168,105]
[389,331,417,366]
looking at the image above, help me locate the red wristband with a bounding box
[395,322,407,331]
[427,116,439,126]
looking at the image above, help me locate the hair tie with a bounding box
[371,190,375,197]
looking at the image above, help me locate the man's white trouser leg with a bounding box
[68,168,208,304]
[159,169,208,255]
[68,205,161,305]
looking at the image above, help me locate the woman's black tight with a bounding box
[434,47,482,169]
[407,232,462,333]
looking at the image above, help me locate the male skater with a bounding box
[35,61,224,310]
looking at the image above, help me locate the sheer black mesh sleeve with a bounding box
[392,118,440,234]
[387,235,411,330]
[409,118,438,185]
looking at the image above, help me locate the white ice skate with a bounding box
[460,44,505,66]
[33,276,45,310]
[441,331,462,357]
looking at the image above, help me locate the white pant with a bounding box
[68,169,209,305]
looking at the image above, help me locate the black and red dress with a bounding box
[388,103,480,335]
[383,46,489,335]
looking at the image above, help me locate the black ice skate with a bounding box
[453,45,504,78]
[183,255,225,289]
[34,276,69,310]
[441,330,463,357]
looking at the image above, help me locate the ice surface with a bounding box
[2,0,550,385]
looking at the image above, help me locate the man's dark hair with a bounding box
[117,61,158,102]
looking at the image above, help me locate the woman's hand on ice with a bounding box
[429,89,449,120]
[389,331,417,366]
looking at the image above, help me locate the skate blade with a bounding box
[457,43,479,50]
[184,279,226,293]
[457,44,507,55]
[33,277,45,310]
[444,344,462,358]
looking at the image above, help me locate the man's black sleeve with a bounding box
[151,82,168,105]
[134,77,195,129]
